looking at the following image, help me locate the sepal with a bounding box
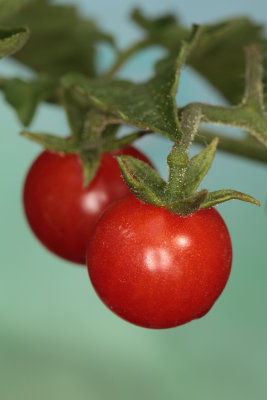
[80,149,100,188]
[20,131,78,153]
[165,190,208,216]
[199,189,260,209]
[182,137,218,196]
[116,155,166,206]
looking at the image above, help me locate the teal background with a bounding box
[1,1,267,399]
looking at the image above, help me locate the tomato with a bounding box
[23,146,152,264]
[87,194,232,329]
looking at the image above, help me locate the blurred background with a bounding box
[1,0,267,399]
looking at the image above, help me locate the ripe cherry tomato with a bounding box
[23,146,152,264]
[87,194,232,329]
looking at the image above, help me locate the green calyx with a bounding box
[117,143,259,216]
[117,107,260,216]
[20,102,125,187]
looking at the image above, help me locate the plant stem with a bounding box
[103,39,151,79]
[243,44,264,109]
[179,104,202,149]
[195,129,267,164]
[164,105,202,200]
[179,103,267,147]
[131,128,267,164]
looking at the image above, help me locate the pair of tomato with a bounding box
[23,147,232,329]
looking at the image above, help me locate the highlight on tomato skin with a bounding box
[87,194,233,329]
[23,146,152,265]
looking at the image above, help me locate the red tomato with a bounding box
[87,194,232,329]
[23,146,152,264]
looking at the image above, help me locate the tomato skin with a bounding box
[23,146,151,264]
[87,194,232,329]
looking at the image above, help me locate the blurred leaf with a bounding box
[132,9,267,105]
[1,0,115,77]
[131,8,188,51]
[21,131,78,153]
[60,88,90,140]
[0,0,32,20]
[80,110,120,186]
[189,18,266,105]
[132,8,177,30]
[2,75,58,125]
[0,27,29,59]
[62,26,204,141]
[80,148,101,188]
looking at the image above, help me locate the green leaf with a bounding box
[1,0,115,78]
[132,8,177,32]
[2,75,58,126]
[0,0,32,20]
[62,58,180,140]
[0,27,29,59]
[117,155,165,206]
[166,190,208,216]
[21,131,78,153]
[62,26,203,141]
[131,8,188,52]
[189,18,265,105]
[60,88,90,140]
[199,189,260,209]
[182,137,219,196]
[131,10,266,105]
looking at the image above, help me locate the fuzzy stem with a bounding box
[179,104,202,150]
[179,103,267,147]
[196,129,267,163]
[164,105,202,200]
[243,44,264,109]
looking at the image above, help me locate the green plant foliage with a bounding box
[2,75,58,125]
[0,4,264,210]
[132,9,267,105]
[0,0,115,77]
[117,155,166,204]
[0,27,29,59]
[180,138,219,197]
[61,56,181,141]
[189,19,265,105]
[117,142,259,216]
[200,189,260,209]
[21,131,78,153]
[0,0,32,20]
[62,26,203,142]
